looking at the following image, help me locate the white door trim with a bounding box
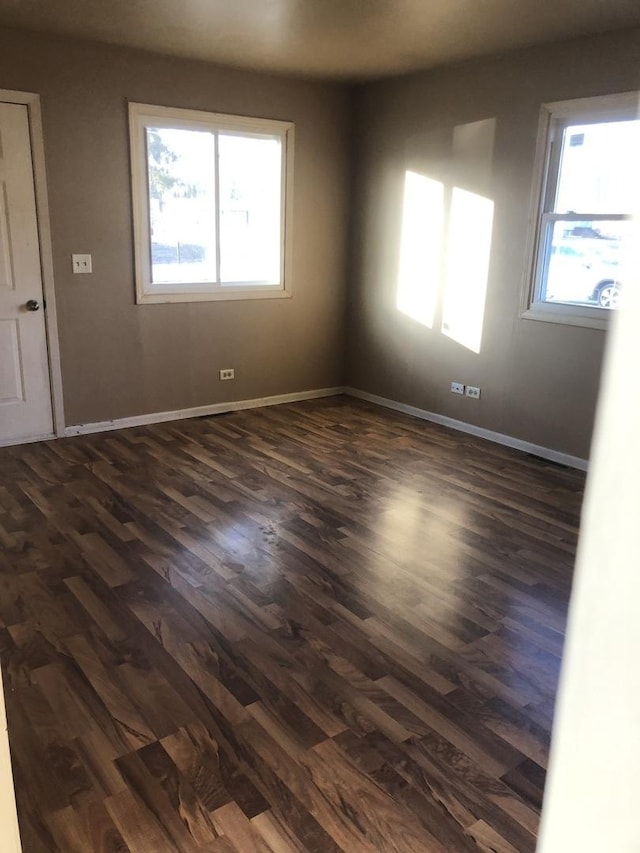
[0,88,64,438]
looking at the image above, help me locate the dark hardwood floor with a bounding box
[0,396,585,852]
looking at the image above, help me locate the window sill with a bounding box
[521,303,611,330]
[136,286,292,305]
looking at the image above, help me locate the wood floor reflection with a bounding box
[0,397,584,851]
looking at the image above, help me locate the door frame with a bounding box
[0,88,64,441]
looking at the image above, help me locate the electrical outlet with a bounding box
[466,386,481,399]
[71,253,92,274]
[219,368,235,381]
[451,382,465,395]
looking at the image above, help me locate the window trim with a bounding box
[128,102,294,304]
[521,91,638,329]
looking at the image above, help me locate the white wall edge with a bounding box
[0,669,22,853]
[64,387,346,437]
[345,387,589,471]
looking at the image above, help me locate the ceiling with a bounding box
[0,0,639,80]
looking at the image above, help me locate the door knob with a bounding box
[25,299,40,312]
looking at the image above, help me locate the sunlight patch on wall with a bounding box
[441,187,494,354]
[396,171,443,328]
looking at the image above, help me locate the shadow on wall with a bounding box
[396,118,496,354]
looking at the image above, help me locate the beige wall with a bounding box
[347,28,640,459]
[0,28,351,425]
[1,26,637,452]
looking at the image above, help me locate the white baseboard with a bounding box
[64,387,345,437]
[63,384,589,471]
[345,386,589,471]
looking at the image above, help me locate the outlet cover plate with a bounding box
[72,253,92,274]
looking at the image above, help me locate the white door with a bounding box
[0,102,53,445]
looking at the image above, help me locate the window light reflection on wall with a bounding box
[441,187,494,354]
[396,171,444,329]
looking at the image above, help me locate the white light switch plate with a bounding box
[72,253,92,274]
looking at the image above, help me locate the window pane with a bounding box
[146,128,216,284]
[218,134,282,284]
[541,219,629,309]
[555,120,640,215]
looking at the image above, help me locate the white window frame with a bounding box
[521,91,639,329]
[129,102,294,304]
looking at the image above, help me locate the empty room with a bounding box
[0,1,638,851]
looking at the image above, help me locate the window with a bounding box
[524,92,639,327]
[129,103,294,303]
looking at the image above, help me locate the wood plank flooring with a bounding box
[0,397,585,852]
